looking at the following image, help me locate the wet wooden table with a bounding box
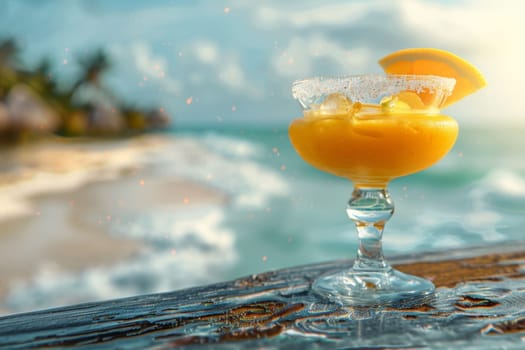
[0,242,524,349]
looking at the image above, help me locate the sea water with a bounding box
[4,126,525,312]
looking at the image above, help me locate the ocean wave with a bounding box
[411,169,525,248]
[470,169,525,199]
[147,133,290,208]
[4,205,236,312]
[198,132,265,159]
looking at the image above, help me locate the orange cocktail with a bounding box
[289,104,458,188]
[289,72,467,306]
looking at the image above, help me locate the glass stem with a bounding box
[346,187,394,272]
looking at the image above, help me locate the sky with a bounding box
[1,0,524,128]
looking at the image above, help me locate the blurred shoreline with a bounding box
[0,135,227,313]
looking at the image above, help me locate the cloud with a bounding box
[218,58,262,97]
[187,39,261,97]
[256,1,377,28]
[272,34,371,77]
[132,42,167,77]
[219,61,244,88]
[192,40,219,64]
[129,42,182,95]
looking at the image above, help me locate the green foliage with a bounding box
[0,38,20,96]
[0,37,170,143]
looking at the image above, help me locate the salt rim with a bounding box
[292,74,456,108]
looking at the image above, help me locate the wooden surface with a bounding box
[0,241,524,349]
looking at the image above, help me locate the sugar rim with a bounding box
[292,74,456,104]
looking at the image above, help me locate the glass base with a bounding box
[312,267,435,307]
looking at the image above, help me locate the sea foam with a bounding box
[3,132,291,313]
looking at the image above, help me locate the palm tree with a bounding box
[0,38,18,68]
[0,38,20,97]
[70,48,113,99]
[67,48,125,135]
[28,58,73,116]
[28,59,55,95]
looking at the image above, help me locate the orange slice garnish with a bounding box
[379,48,486,107]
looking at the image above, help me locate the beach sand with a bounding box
[0,136,226,313]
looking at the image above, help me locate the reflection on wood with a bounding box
[0,242,524,349]
[397,250,525,287]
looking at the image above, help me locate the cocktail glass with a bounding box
[289,74,458,305]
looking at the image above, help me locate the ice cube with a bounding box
[380,95,410,113]
[320,93,353,115]
[396,91,425,109]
